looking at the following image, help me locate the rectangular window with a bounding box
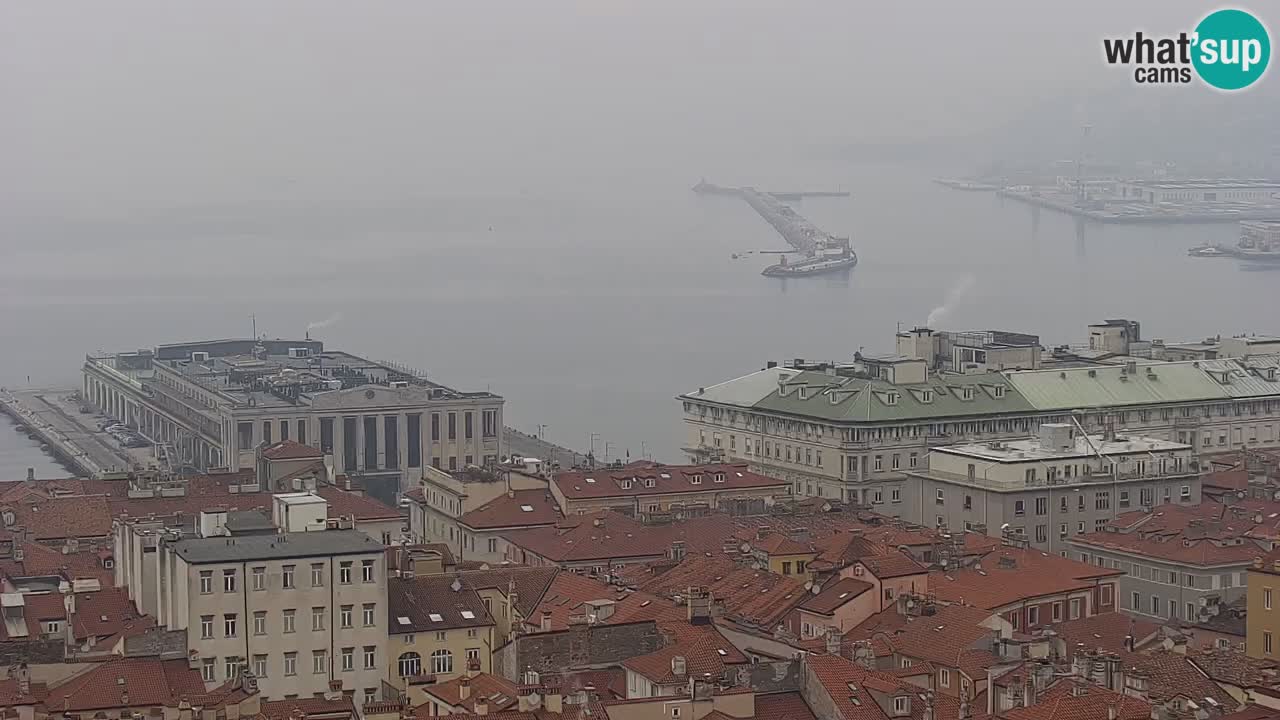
[253,654,267,679]
[263,421,272,445]
[313,650,327,674]
[1170,599,1178,620]
[1266,588,1273,610]
[1132,592,1141,611]
[363,559,376,582]
[341,647,354,672]
[223,569,236,593]
[1268,632,1274,655]
[202,658,216,682]
[782,561,792,575]
[364,646,377,669]
[1151,595,1160,615]
[385,415,399,470]
[1096,491,1110,510]
[311,563,324,587]
[1052,602,1062,622]
[1035,497,1047,516]
[200,570,213,594]
[341,605,353,629]
[340,561,353,584]
[284,652,297,676]
[363,603,376,627]
[225,656,241,680]
[1014,499,1024,516]
[312,606,326,631]
[200,615,214,639]
[407,413,422,467]
[891,488,901,503]
[280,420,289,441]
[1027,606,1039,626]
[936,489,944,505]
[282,564,295,589]
[320,416,334,453]
[252,566,266,591]
[363,415,378,469]
[465,412,474,440]
[874,455,883,471]
[224,614,238,637]
[448,412,457,440]
[940,668,951,687]
[253,611,266,636]
[283,609,296,633]
[483,409,498,438]
[891,454,900,470]
[1070,598,1081,619]
[431,413,441,442]
[343,416,358,469]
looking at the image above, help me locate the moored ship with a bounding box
[762,239,857,277]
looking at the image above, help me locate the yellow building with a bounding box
[1247,554,1280,659]
[733,526,817,577]
[388,575,496,695]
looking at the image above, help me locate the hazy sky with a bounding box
[3,0,1257,218]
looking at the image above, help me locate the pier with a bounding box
[694,181,848,255]
[998,187,1280,225]
[0,387,147,477]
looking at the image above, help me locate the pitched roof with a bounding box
[389,575,495,633]
[8,494,114,540]
[457,566,559,618]
[859,551,928,579]
[620,624,748,684]
[1123,647,1237,710]
[42,658,207,711]
[259,696,358,720]
[1072,501,1275,567]
[418,672,519,713]
[459,489,561,530]
[553,461,787,500]
[876,604,1003,676]
[501,511,670,563]
[805,653,976,720]
[1050,613,1161,659]
[623,555,807,628]
[0,541,113,584]
[1187,646,1280,689]
[1005,362,1230,410]
[261,439,324,460]
[526,571,681,632]
[931,546,1122,610]
[736,528,816,556]
[799,577,874,615]
[1000,679,1151,720]
[0,677,47,707]
[69,587,144,640]
[315,486,401,521]
[752,692,817,720]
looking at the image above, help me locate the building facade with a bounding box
[681,325,1280,504]
[1248,553,1280,660]
[148,515,387,702]
[82,339,503,492]
[906,424,1201,553]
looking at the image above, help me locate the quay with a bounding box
[694,180,849,255]
[0,387,145,477]
[998,187,1280,224]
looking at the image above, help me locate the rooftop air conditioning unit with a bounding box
[191,352,210,362]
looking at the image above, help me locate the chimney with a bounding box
[517,685,536,713]
[1107,704,1117,720]
[467,657,482,678]
[922,692,935,720]
[325,679,343,700]
[459,675,471,701]
[825,628,842,656]
[756,526,771,541]
[541,610,553,632]
[474,697,488,716]
[544,683,563,714]
[15,663,30,696]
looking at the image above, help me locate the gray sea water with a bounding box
[3,158,1268,467]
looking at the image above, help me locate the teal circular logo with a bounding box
[1192,9,1270,90]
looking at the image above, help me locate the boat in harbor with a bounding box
[762,239,857,277]
[933,177,999,191]
[1188,245,1230,257]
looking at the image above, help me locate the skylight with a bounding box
[660,473,671,479]
[397,616,411,625]
[428,613,443,622]
[585,478,596,483]
[460,610,476,619]
[716,649,727,656]
[520,505,535,512]
[838,592,850,599]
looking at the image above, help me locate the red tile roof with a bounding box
[1122,647,1237,710]
[553,461,787,500]
[859,551,927,579]
[735,528,815,556]
[316,486,401,520]
[418,672,519,713]
[389,575,495,633]
[501,511,670,563]
[621,624,748,684]
[261,439,324,460]
[799,577,874,615]
[874,604,1002,677]
[0,541,114,584]
[805,653,978,720]
[1049,613,1161,660]
[1072,501,1280,566]
[1187,646,1280,689]
[1001,679,1151,720]
[752,692,817,720]
[526,571,681,633]
[42,658,207,711]
[70,587,144,641]
[459,489,561,530]
[7,494,113,541]
[623,555,807,628]
[259,696,357,720]
[456,566,559,618]
[931,546,1122,610]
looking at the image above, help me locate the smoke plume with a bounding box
[306,313,342,332]
[925,275,975,327]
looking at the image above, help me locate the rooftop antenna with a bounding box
[251,313,257,340]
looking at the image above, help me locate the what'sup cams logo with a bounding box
[1103,8,1270,90]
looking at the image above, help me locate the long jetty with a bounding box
[694,181,845,254]
[0,389,102,476]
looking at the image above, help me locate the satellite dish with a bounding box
[804,581,814,590]
[740,542,751,553]
[811,584,823,595]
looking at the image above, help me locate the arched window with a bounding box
[430,649,453,675]
[398,651,421,677]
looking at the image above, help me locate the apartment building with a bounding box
[1070,501,1271,625]
[907,424,1201,552]
[149,502,387,702]
[1248,550,1280,660]
[83,338,502,492]
[387,575,496,696]
[681,322,1280,503]
[549,461,791,517]
[405,464,548,558]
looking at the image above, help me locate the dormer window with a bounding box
[1269,367,1278,381]
[714,473,725,483]
[645,478,656,488]
[797,387,808,400]
[921,389,934,403]
[690,474,703,485]
[892,695,909,716]
[961,387,974,401]
[994,385,1005,398]
[885,392,899,406]
[620,479,632,490]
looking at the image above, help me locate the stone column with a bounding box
[398,412,410,476]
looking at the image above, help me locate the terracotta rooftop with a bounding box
[526,571,680,632]
[621,624,748,684]
[259,696,358,720]
[315,485,401,520]
[0,540,113,585]
[418,672,519,713]
[0,677,47,707]
[456,566,559,617]
[805,652,977,720]
[1073,501,1280,566]
[1187,646,1280,689]
[553,461,787,500]
[1049,612,1161,659]
[386,543,456,572]
[622,555,807,628]
[932,546,1122,610]
[389,575,495,633]
[501,511,670,563]
[799,577,874,615]
[1122,647,1237,710]
[734,527,816,556]
[1001,679,1151,720]
[874,604,1003,677]
[70,586,145,641]
[42,657,207,711]
[459,489,561,530]
[6,494,114,541]
[261,439,325,460]
[751,692,817,720]
[859,551,928,579]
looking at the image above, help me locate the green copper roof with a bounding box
[1004,363,1229,410]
